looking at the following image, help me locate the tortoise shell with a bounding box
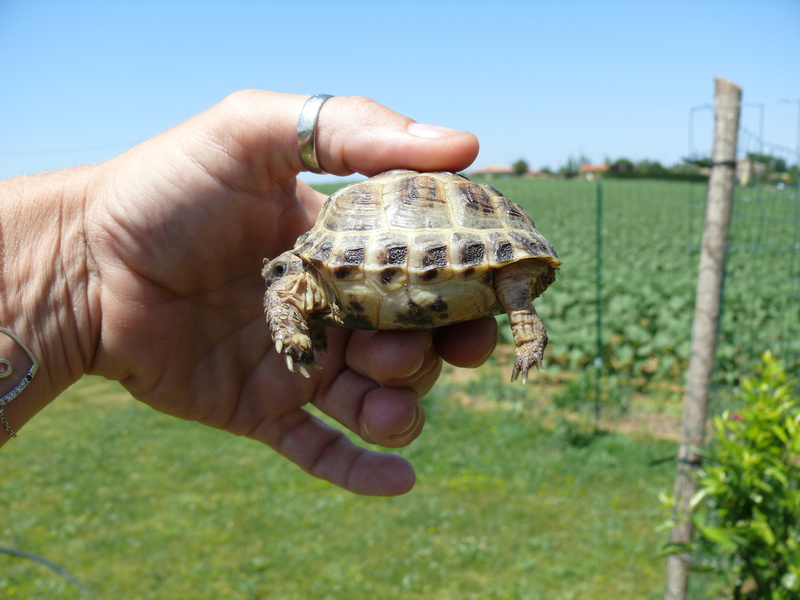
[291,170,560,330]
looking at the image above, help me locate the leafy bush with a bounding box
[664,352,800,598]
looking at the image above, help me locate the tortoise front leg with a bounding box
[493,261,554,383]
[264,287,317,378]
[263,255,341,378]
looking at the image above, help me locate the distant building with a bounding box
[470,164,514,179]
[578,164,610,180]
[523,169,551,179]
[736,156,766,186]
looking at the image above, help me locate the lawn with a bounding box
[1,374,677,600]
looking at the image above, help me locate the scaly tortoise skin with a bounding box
[263,170,560,382]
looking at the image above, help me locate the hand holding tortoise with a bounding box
[0,91,499,496]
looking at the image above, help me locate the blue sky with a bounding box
[2,0,799,183]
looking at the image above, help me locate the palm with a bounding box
[87,136,330,427]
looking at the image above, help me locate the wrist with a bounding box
[0,165,101,440]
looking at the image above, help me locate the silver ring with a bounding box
[297,94,334,174]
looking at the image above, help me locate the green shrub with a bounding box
[665,352,800,598]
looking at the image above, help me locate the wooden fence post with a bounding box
[664,77,742,600]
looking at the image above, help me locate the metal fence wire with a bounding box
[318,129,799,419]
[687,131,800,382]
[586,172,800,406]
[498,148,798,421]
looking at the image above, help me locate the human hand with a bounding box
[71,91,496,495]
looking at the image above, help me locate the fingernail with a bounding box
[407,123,461,139]
[391,402,422,440]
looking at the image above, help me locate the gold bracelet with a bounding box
[0,326,39,438]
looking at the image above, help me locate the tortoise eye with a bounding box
[273,262,287,278]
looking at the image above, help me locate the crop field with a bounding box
[320,176,800,393]
[501,178,703,384]
[484,177,800,394]
[2,178,797,599]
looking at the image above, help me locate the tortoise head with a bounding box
[262,252,308,289]
[263,251,337,329]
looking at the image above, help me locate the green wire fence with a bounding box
[491,144,798,423]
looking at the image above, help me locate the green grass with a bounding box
[2,376,678,600]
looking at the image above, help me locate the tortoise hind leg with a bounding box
[493,261,554,383]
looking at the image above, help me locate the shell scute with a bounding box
[385,175,454,230]
[503,201,535,229]
[325,235,368,281]
[324,181,385,232]
[450,182,498,229]
[408,232,454,284]
[508,230,558,264]
[297,234,334,267]
[449,231,488,272]
[371,232,409,268]
[483,231,521,265]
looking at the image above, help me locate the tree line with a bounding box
[511,153,799,185]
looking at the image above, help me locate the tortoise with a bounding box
[263,169,560,382]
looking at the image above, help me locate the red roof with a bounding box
[470,164,514,175]
[578,164,610,173]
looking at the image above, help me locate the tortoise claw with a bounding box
[509,341,543,384]
[271,332,318,378]
[282,352,313,379]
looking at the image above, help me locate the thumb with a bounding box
[312,95,480,176]
[193,90,479,183]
